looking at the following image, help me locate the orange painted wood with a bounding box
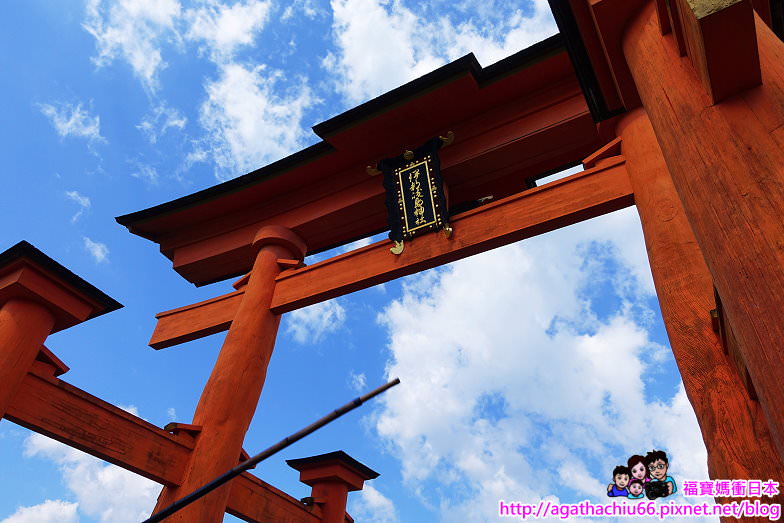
[585,0,647,108]
[153,227,307,522]
[270,161,634,313]
[36,345,69,377]
[624,2,784,462]
[0,265,93,333]
[149,290,244,349]
[5,365,321,521]
[566,0,625,112]
[665,0,688,56]
[4,366,193,486]
[310,482,349,523]
[149,163,634,344]
[581,136,621,168]
[0,299,55,419]
[228,473,321,523]
[673,0,761,103]
[139,84,598,286]
[615,109,784,490]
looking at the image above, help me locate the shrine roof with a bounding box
[116,34,566,233]
[116,32,604,285]
[0,241,123,319]
[287,450,379,481]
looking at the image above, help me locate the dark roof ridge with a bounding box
[0,240,123,318]
[116,34,566,229]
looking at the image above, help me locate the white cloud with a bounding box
[1,500,78,523]
[166,407,177,421]
[39,102,105,143]
[348,485,398,523]
[119,404,140,417]
[23,434,158,522]
[184,0,271,60]
[371,209,716,521]
[281,0,321,22]
[65,190,91,222]
[131,163,160,184]
[137,102,186,143]
[83,0,182,92]
[83,237,109,263]
[286,299,346,344]
[349,371,367,392]
[198,63,315,180]
[325,0,557,104]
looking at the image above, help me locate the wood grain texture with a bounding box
[615,109,784,494]
[228,473,322,523]
[4,365,322,521]
[624,2,784,463]
[4,366,193,486]
[271,160,634,313]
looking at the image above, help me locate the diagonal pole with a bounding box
[143,378,400,523]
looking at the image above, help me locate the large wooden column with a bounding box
[153,226,306,522]
[0,299,55,418]
[0,242,120,420]
[614,108,784,485]
[623,2,784,462]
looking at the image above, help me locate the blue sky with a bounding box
[0,1,717,522]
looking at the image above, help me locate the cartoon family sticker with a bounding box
[607,450,676,500]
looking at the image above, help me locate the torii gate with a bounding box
[2,0,784,521]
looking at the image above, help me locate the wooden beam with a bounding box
[168,95,599,286]
[146,160,633,347]
[228,473,321,523]
[149,290,243,349]
[3,365,326,522]
[270,159,633,313]
[4,365,194,486]
[674,0,761,103]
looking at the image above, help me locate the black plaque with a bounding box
[378,136,450,246]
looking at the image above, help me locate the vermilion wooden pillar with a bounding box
[0,299,55,418]
[623,2,784,462]
[0,242,120,420]
[614,109,784,488]
[288,452,379,523]
[152,226,306,522]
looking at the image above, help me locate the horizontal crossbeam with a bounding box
[228,472,321,523]
[270,157,632,313]
[150,290,243,349]
[5,366,193,485]
[3,364,322,522]
[148,158,632,348]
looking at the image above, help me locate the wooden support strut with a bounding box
[148,161,634,349]
[3,361,321,522]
